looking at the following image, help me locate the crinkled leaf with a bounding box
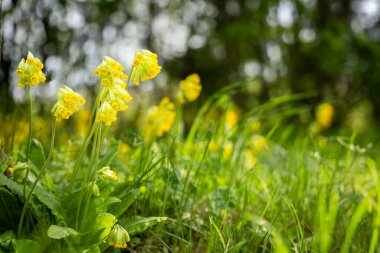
[47,225,79,239]
[119,216,167,235]
[0,174,41,217]
[34,184,66,223]
[13,239,44,253]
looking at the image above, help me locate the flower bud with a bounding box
[108,224,130,249]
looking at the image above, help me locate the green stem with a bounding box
[68,83,102,193]
[18,118,57,237]
[80,124,103,231]
[125,67,134,89]
[23,86,33,199]
[75,124,101,230]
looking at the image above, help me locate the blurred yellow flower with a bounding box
[15,52,46,87]
[249,135,268,154]
[223,142,234,159]
[96,101,117,126]
[94,56,128,87]
[51,85,85,121]
[76,109,91,135]
[177,74,202,104]
[131,50,161,85]
[251,120,261,132]
[143,97,176,142]
[316,103,334,128]
[225,109,238,127]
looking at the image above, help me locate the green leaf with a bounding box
[0,230,15,250]
[33,184,66,223]
[95,213,117,239]
[47,225,79,239]
[13,239,44,253]
[0,174,41,218]
[30,139,46,171]
[108,190,139,217]
[118,216,167,235]
[0,188,21,232]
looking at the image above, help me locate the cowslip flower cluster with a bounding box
[93,56,128,87]
[51,86,86,121]
[94,57,132,126]
[144,97,176,141]
[177,73,202,104]
[15,52,46,87]
[130,50,161,85]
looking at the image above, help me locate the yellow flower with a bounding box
[316,103,334,128]
[104,83,132,112]
[95,102,117,126]
[16,52,46,87]
[251,120,261,132]
[225,109,238,127]
[143,97,176,142]
[223,142,234,159]
[131,50,161,85]
[177,74,202,104]
[109,224,130,249]
[51,86,86,121]
[249,135,268,154]
[94,56,128,87]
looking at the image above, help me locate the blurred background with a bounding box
[1,0,380,135]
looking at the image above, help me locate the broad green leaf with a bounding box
[13,239,44,253]
[108,190,139,217]
[118,216,167,235]
[0,174,41,218]
[30,139,46,171]
[47,225,79,239]
[0,188,21,232]
[0,230,15,250]
[33,184,66,223]
[95,213,117,239]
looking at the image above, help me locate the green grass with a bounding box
[1,86,379,252]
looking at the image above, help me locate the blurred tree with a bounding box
[1,0,379,122]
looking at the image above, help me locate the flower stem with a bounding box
[68,82,102,193]
[18,118,57,237]
[23,86,33,199]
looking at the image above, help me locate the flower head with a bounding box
[16,52,46,87]
[97,166,118,181]
[51,86,86,121]
[177,73,202,104]
[94,56,128,87]
[96,102,117,126]
[109,224,130,249]
[131,50,161,85]
[143,97,176,142]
